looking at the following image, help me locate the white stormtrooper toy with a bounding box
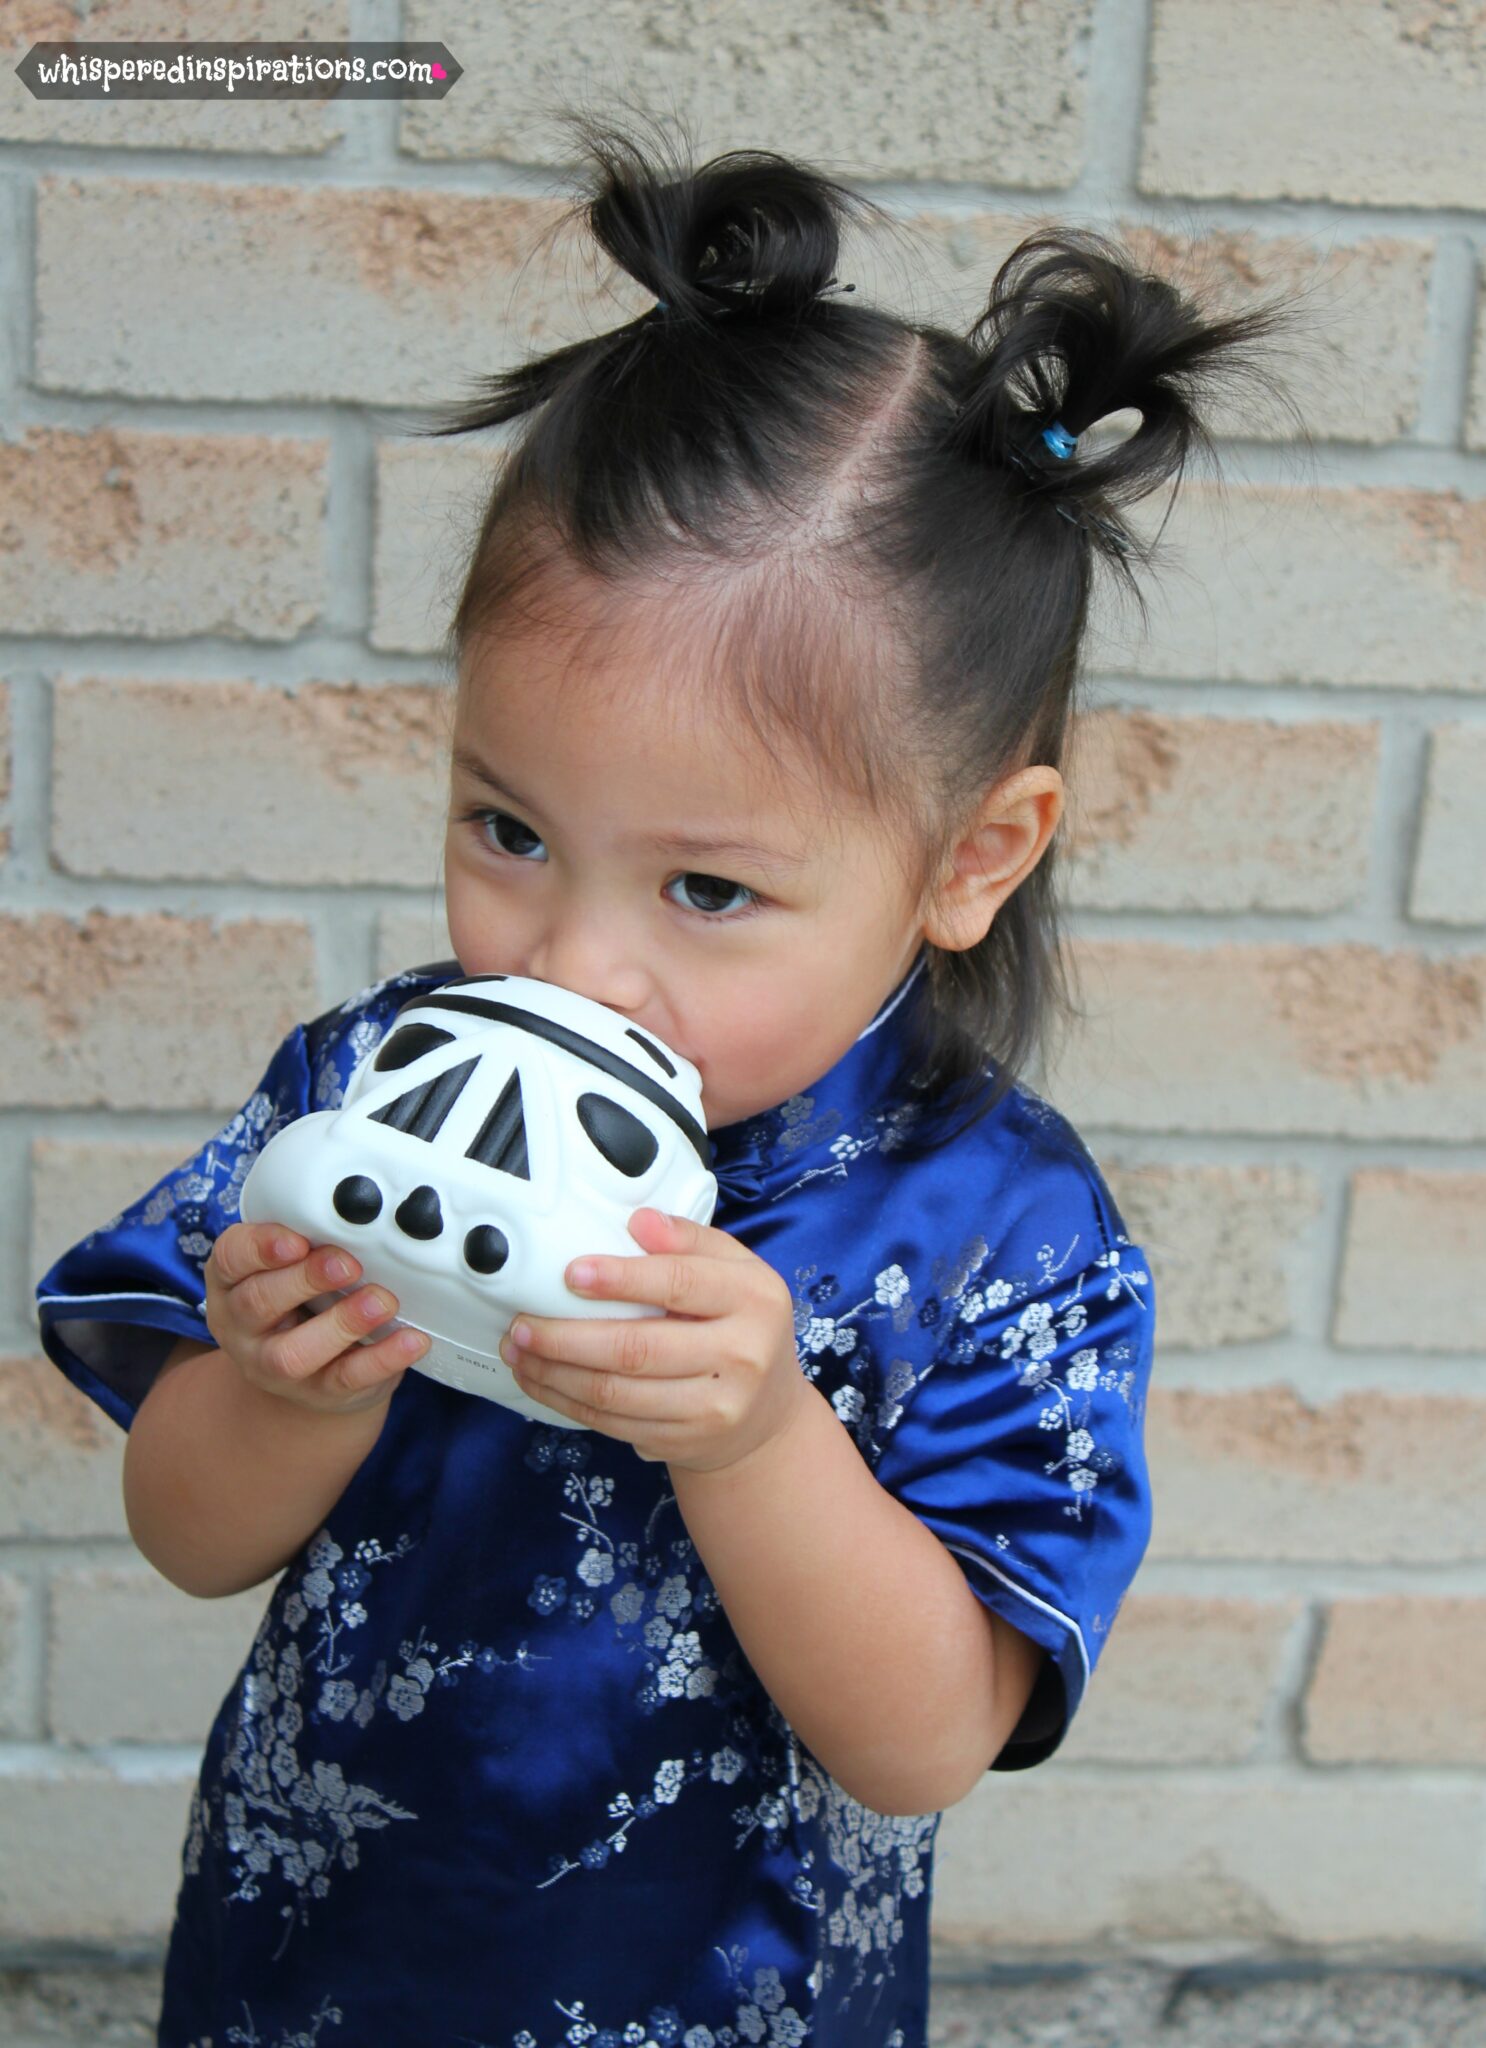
[240,973,718,1425]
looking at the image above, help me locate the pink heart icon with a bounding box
[431,62,447,78]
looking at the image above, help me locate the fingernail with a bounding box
[324,1254,354,1284]
[569,1260,596,1289]
[273,1235,299,1261]
[510,1321,532,1348]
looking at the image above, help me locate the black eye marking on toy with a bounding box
[413,995,712,1168]
[576,1093,660,1177]
[464,1224,509,1274]
[395,1184,443,1239]
[464,1070,530,1179]
[333,1175,382,1225]
[625,1028,676,1078]
[374,1023,456,1072]
[370,1056,478,1142]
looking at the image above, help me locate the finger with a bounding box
[564,1244,737,1320]
[503,1336,693,1429]
[209,1220,308,1290]
[504,1310,699,1383]
[326,1318,430,1397]
[629,1209,751,1261]
[220,1239,367,1340]
[256,1280,403,1383]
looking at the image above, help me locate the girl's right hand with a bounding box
[204,1222,431,1417]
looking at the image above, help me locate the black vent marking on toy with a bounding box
[464,1070,529,1180]
[333,1175,382,1225]
[625,1028,676,1078]
[411,995,711,1168]
[374,1022,455,1072]
[577,1093,659,1177]
[395,1184,443,1239]
[370,1056,478,1142]
[464,1224,509,1274]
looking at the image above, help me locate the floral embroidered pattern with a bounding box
[201,1992,344,2046]
[931,1229,1150,1524]
[186,1521,549,1959]
[498,1939,915,2047]
[514,1417,937,2028]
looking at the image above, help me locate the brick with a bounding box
[377,903,454,983]
[1057,1594,1300,1765]
[903,213,1430,446]
[372,439,499,653]
[1470,268,1486,452]
[0,1574,28,1738]
[1304,1596,1486,1766]
[0,1358,128,1539]
[1410,725,1486,925]
[0,911,316,1110]
[1334,1168,1486,1354]
[52,677,450,884]
[0,427,325,640]
[1,0,347,150]
[1087,485,1486,693]
[1141,0,1486,210]
[35,175,580,407]
[1048,941,1486,1140]
[0,678,9,866]
[1102,1161,1322,1348]
[29,1136,186,1287]
[1145,1387,1486,1565]
[49,1566,269,1744]
[0,1765,195,1944]
[934,1775,1483,1948]
[1064,712,1378,912]
[400,0,1092,188]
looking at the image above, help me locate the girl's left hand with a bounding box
[498,1208,808,1475]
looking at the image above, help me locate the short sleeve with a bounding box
[34,1024,312,1432]
[871,1232,1155,1772]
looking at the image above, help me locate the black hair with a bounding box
[412,110,1305,1155]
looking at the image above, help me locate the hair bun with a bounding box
[953,224,1300,561]
[575,117,869,324]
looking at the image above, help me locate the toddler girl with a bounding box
[37,117,1293,2048]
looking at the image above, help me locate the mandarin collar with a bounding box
[707,947,930,1204]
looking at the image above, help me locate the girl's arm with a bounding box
[122,1334,393,1599]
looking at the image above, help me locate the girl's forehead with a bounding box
[451,556,905,846]
[455,624,842,812]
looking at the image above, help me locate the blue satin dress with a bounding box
[35,949,1155,2048]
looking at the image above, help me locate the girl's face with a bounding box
[443,613,929,1134]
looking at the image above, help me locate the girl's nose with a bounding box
[526,919,648,1017]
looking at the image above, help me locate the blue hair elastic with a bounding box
[1041,419,1078,460]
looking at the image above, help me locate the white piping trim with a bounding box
[941,1540,1091,1696]
[856,953,927,1044]
[37,1289,204,1314]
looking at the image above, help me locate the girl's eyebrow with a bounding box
[451,744,812,870]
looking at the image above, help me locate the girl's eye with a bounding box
[474,808,544,861]
[461,810,762,921]
[664,871,760,919]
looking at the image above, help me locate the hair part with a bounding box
[415,107,1306,1153]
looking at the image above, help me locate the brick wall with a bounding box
[2,0,1483,1969]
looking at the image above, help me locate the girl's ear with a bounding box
[921,767,1064,953]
